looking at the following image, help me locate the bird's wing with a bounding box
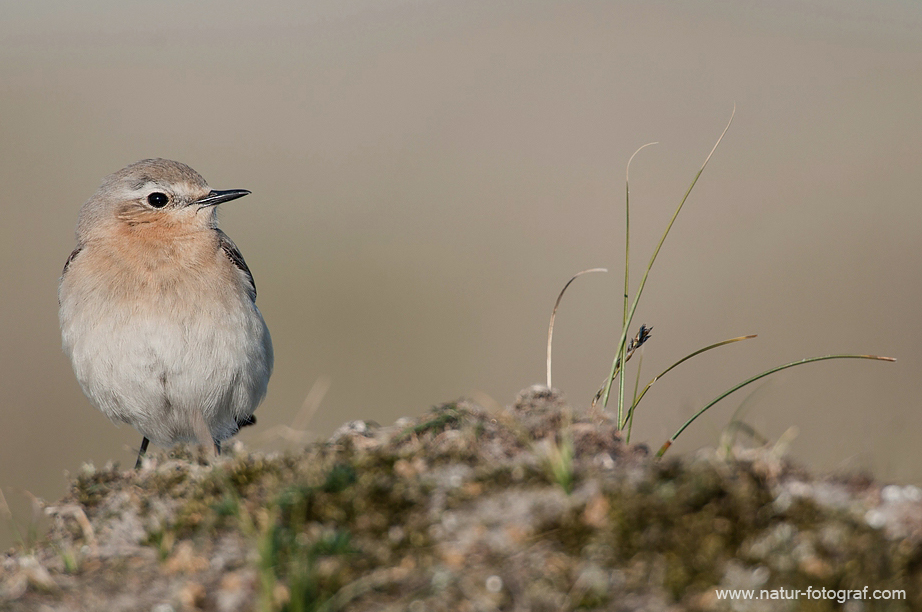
[216,229,257,301]
[62,246,82,277]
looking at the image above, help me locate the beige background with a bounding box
[1,1,919,546]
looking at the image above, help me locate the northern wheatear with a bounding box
[59,159,273,467]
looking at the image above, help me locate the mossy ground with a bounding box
[3,387,921,611]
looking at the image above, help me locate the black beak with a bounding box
[195,189,251,208]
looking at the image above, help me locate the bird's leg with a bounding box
[134,436,150,469]
[214,440,221,456]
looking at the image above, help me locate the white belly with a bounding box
[60,275,273,446]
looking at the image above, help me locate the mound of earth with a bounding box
[3,387,921,611]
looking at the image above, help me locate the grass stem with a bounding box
[604,106,735,412]
[622,335,757,431]
[656,353,896,457]
[546,268,607,388]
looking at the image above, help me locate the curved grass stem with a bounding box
[622,334,757,439]
[655,353,896,457]
[546,268,607,388]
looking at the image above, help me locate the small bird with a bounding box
[59,159,273,467]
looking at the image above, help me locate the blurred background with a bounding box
[1,0,919,547]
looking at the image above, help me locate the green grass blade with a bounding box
[546,268,608,388]
[624,348,645,443]
[619,142,658,424]
[622,335,757,430]
[604,106,736,411]
[656,353,896,457]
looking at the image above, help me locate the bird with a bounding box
[58,159,273,468]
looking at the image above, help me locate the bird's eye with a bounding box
[147,192,169,208]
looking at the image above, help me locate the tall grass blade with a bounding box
[619,142,658,424]
[656,353,896,457]
[546,268,607,388]
[604,105,736,412]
